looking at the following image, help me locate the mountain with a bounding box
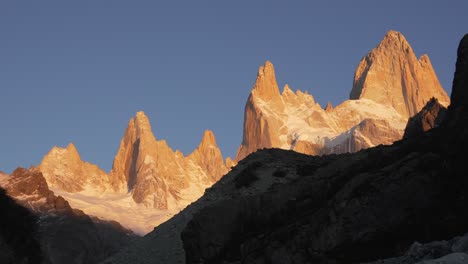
[109,112,228,209]
[179,33,468,264]
[350,30,450,117]
[236,30,449,161]
[35,112,229,234]
[0,168,134,264]
[104,33,468,264]
[39,143,110,193]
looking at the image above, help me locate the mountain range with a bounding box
[105,33,468,264]
[0,30,458,264]
[0,30,450,236]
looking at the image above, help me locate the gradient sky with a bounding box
[1,1,467,173]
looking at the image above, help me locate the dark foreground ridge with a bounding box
[180,34,468,263]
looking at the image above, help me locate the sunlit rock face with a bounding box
[0,167,75,213]
[350,30,450,118]
[236,30,450,161]
[33,110,231,234]
[108,111,229,209]
[39,143,109,193]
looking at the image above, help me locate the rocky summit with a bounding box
[236,31,449,162]
[350,30,450,117]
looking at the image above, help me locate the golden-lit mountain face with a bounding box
[39,111,229,209]
[236,30,450,161]
[351,30,449,117]
[39,143,109,193]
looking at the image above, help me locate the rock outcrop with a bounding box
[235,31,450,162]
[403,97,447,139]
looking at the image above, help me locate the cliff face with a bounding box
[235,31,450,162]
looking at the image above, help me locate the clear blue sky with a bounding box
[1,1,467,173]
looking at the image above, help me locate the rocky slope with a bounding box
[104,33,468,264]
[236,30,449,161]
[0,168,135,264]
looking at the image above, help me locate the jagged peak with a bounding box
[419,54,431,64]
[134,111,152,132]
[257,60,275,78]
[379,30,412,51]
[350,30,449,117]
[325,101,333,112]
[46,143,81,160]
[282,84,294,96]
[201,130,216,146]
[251,61,281,102]
[125,111,156,142]
[135,111,148,120]
[66,142,78,153]
[383,30,406,41]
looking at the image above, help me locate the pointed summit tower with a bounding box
[188,130,228,182]
[350,30,450,118]
[109,111,159,192]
